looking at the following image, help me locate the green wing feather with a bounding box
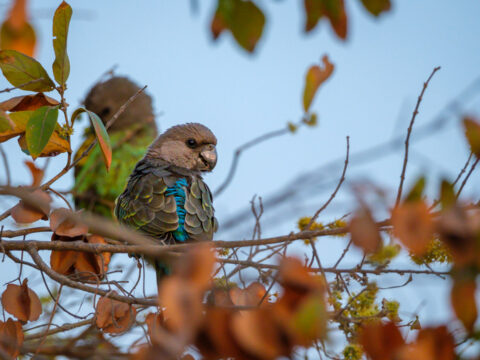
[74,125,155,217]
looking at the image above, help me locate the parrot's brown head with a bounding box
[146,123,217,172]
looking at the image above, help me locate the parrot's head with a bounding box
[84,76,156,132]
[146,123,217,172]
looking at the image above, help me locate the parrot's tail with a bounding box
[154,260,171,292]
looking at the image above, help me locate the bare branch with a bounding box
[214,121,305,197]
[395,66,441,206]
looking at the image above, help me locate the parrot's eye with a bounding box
[186,138,197,148]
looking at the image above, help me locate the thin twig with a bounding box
[456,156,479,198]
[395,66,441,206]
[306,136,350,229]
[214,121,305,197]
[0,145,10,186]
[0,78,45,93]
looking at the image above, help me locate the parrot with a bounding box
[114,123,218,284]
[74,76,158,218]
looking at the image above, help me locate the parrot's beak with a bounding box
[200,145,217,171]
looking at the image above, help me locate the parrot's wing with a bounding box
[184,178,218,241]
[115,169,179,237]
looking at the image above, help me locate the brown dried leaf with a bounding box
[391,201,434,255]
[95,294,136,334]
[50,208,88,237]
[197,308,243,359]
[230,282,267,307]
[85,234,111,274]
[174,244,216,292]
[0,318,23,358]
[437,206,477,266]
[278,257,324,294]
[1,278,42,322]
[50,249,77,275]
[10,189,51,224]
[303,55,334,112]
[159,277,203,336]
[451,278,477,333]
[206,287,234,306]
[0,93,59,112]
[359,321,405,360]
[349,207,382,254]
[397,326,455,360]
[231,308,286,360]
[145,312,166,343]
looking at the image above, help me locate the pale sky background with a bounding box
[1,0,480,354]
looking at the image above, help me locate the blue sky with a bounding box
[1,0,480,349]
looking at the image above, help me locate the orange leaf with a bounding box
[0,0,36,57]
[451,278,478,333]
[391,201,434,255]
[50,208,88,237]
[24,160,43,186]
[1,278,42,322]
[349,207,382,254]
[302,55,334,112]
[0,318,23,358]
[359,321,405,360]
[0,93,59,112]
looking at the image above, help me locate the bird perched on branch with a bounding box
[74,76,158,218]
[115,123,218,284]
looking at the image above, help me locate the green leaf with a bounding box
[52,1,72,86]
[72,108,112,171]
[0,110,33,142]
[0,110,13,132]
[303,0,348,39]
[463,117,480,158]
[0,50,55,91]
[26,106,59,158]
[211,0,265,53]
[440,179,456,209]
[404,176,425,202]
[293,294,327,342]
[360,0,391,17]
